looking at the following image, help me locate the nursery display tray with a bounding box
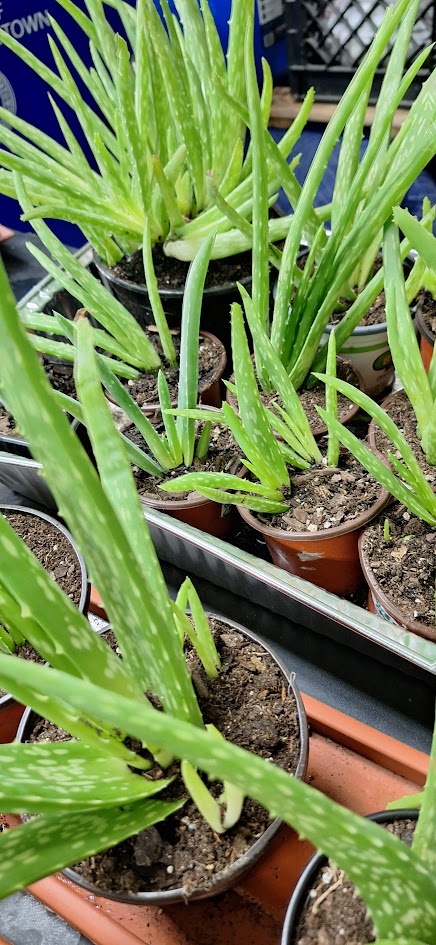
[0,697,429,945]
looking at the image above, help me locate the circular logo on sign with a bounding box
[0,71,16,115]
[372,350,393,372]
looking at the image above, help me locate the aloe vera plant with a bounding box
[30,230,232,482]
[223,0,436,391]
[158,299,353,512]
[0,252,435,940]
[0,0,316,266]
[314,218,436,526]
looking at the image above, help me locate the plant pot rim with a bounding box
[18,615,308,905]
[94,252,253,300]
[415,299,435,348]
[237,467,390,543]
[108,329,227,417]
[323,320,388,337]
[0,504,90,711]
[281,808,419,945]
[358,527,436,642]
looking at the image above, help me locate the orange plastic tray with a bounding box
[12,693,427,945]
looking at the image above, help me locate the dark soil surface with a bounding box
[329,291,387,327]
[0,403,20,438]
[126,422,242,500]
[26,620,303,898]
[122,332,225,407]
[361,501,436,628]
[0,640,44,699]
[112,243,253,292]
[42,355,77,399]
[299,360,360,432]
[2,511,83,607]
[418,289,436,338]
[294,817,416,945]
[255,448,383,533]
[371,389,436,489]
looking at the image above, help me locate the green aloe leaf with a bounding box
[316,404,436,524]
[160,471,282,499]
[0,741,171,811]
[74,317,202,725]
[0,796,184,900]
[383,221,433,437]
[177,232,215,465]
[239,284,321,462]
[393,207,436,272]
[231,303,289,490]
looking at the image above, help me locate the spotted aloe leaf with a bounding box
[231,302,288,491]
[74,317,202,726]
[383,220,433,439]
[316,403,436,525]
[0,512,137,700]
[314,373,436,522]
[0,654,434,943]
[0,796,184,900]
[0,257,202,727]
[0,741,173,811]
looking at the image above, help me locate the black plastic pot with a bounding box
[281,808,419,945]
[93,253,252,369]
[0,503,90,743]
[18,615,309,905]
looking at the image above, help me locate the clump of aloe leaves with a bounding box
[0,0,311,264]
[221,0,436,392]
[315,217,436,527]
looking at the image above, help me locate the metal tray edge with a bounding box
[142,507,436,674]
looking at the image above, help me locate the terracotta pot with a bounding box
[237,478,390,596]
[17,616,309,905]
[359,531,436,644]
[415,300,434,373]
[94,253,252,366]
[0,504,90,743]
[136,406,244,538]
[108,330,227,418]
[281,808,419,945]
[139,489,236,538]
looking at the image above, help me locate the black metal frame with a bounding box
[284,0,436,103]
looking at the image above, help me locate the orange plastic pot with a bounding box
[415,302,434,373]
[359,532,436,643]
[109,330,226,418]
[237,486,390,596]
[140,489,235,538]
